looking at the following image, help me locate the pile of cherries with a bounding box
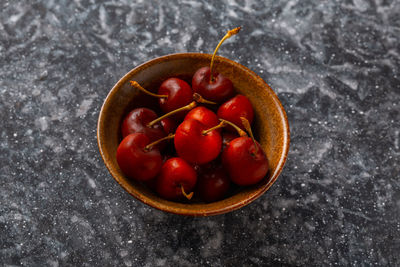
[116,27,269,203]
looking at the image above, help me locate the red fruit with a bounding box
[158,78,193,116]
[121,108,166,148]
[191,27,240,103]
[160,118,177,134]
[197,167,230,202]
[197,159,220,173]
[222,137,268,186]
[156,157,197,200]
[174,119,222,164]
[217,95,254,131]
[116,133,163,181]
[222,131,239,149]
[184,106,219,129]
[192,67,235,103]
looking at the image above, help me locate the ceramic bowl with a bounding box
[97,53,290,216]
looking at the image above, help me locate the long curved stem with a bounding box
[219,119,247,137]
[147,101,197,127]
[144,134,175,151]
[240,117,258,153]
[201,119,248,137]
[193,93,217,105]
[209,27,241,82]
[130,81,168,98]
[202,121,226,135]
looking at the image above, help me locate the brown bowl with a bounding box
[97,53,290,216]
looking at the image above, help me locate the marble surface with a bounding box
[1,0,399,266]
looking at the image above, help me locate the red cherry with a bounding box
[192,67,234,103]
[197,167,230,202]
[184,106,219,129]
[191,27,241,103]
[116,133,163,181]
[144,153,174,192]
[160,118,177,134]
[174,119,222,164]
[156,157,197,200]
[217,95,254,131]
[121,108,165,144]
[130,80,192,118]
[222,137,268,186]
[222,131,239,149]
[158,78,193,115]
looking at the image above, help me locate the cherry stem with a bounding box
[130,81,168,98]
[209,27,241,82]
[181,185,193,200]
[193,93,217,105]
[219,119,247,137]
[202,121,226,135]
[144,133,175,151]
[240,117,258,153]
[147,101,197,127]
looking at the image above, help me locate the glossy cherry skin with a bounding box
[160,118,177,134]
[222,137,268,186]
[222,131,239,150]
[174,119,222,164]
[156,157,197,200]
[217,95,254,131]
[116,133,163,182]
[197,167,230,202]
[121,108,166,144]
[144,153,173,191]
[158,78,193,116]
[184,106,219,129]
[192,67,235,103]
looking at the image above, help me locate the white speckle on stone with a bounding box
[76,99,93,117]
[120,250,128,257]
[155,4,164,32]
[195,37,204,50]
[87,178,96,189]
[201,231,222,257]
[155,258,167,266]
[35,116,49,131]
[47,260,59,267]
[71,215,79,223]
[180,33,191,49]
[250,29,265,36]
[124,259,132,267]
[341,78,358,90]
[32,89,41,96]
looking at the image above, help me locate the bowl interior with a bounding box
[97,53,289,216]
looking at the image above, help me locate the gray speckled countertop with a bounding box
[1,0,399,266]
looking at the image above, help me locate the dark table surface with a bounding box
[1,0,399,266]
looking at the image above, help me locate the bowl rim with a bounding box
[97,52,290,216]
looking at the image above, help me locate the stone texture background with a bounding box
[1,0,399,266]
